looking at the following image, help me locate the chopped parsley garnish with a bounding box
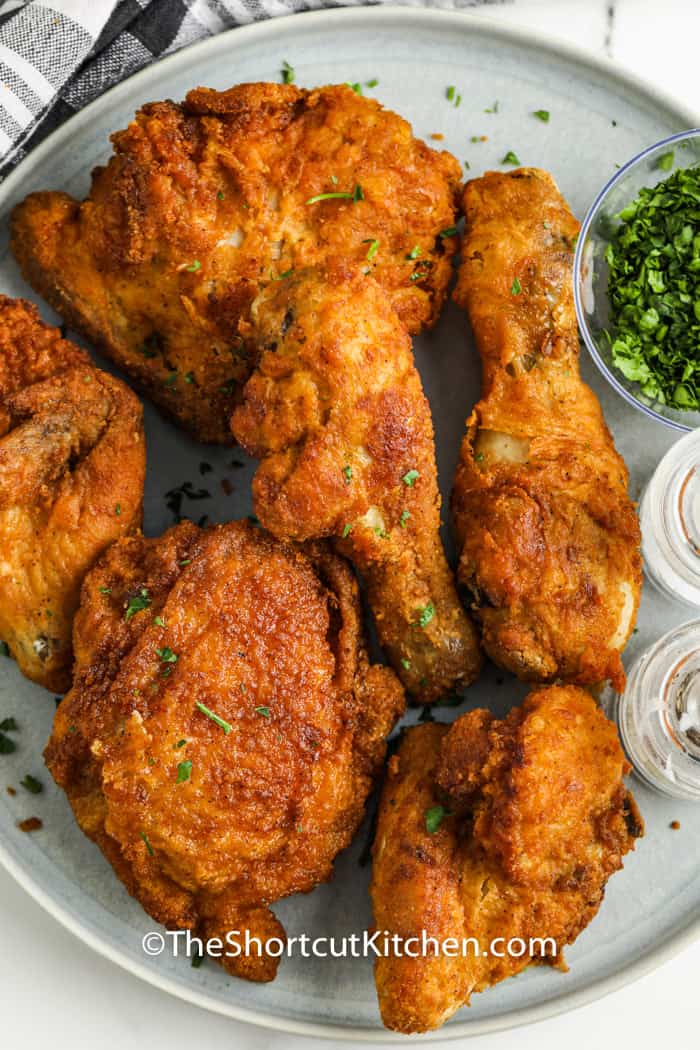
[0,717,17,732]
[502,150,521,166]
[446,85,455,101]
[346,81,363,94]
[363,238,380,260]
[400,509,411,528]
[99,586,112,595]
[281,60,295,84]
[425,805,451,834]
[140,830,155,856]
[156,647,178,676]
[439,226,458,238]
[124,588,150,621]
[341,523,353,539]
[343,464,353,484]
[484,100,499,113]
[217,190,225,200]
[274,268,295,281]
[605,163,700,410]
[176,739,187,748]
[185,260,201,272]
[406,245,421,260]
[410,271,427,282]
[184,371,195,384]
[176,760,192,783]
[20,774,42,794]
[656,150,675,172]
[511,277,522,295]
[415,601,435,629]
[0,734,16,754]
[402,469,420,487]
[401,658,411,671]
[306,184,363,205]
[366,78,379,88]
[195,701,232,735]
[533,109,550,122]
[255,706,271,718]
[115,503,121,516]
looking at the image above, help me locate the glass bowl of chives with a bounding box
[574,128,700,431]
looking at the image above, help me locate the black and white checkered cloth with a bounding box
[0,0,503,176]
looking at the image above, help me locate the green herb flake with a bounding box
[195,701,232,735]
[343,464,353,484]
[656,150,675,172]
[400,509,411,528]
[366,78,379,88]
[306,185,363,205]
[446,85,455,101]
[415,601,435,629]
[140,830,155,856]
[281,60,295,84]
[605,163,700,411]
[439,226,458,238]
[363,238,380,261]
[176,760,192,784]
[0,734,16,754]
[511,276,522,295]
[425,805,451,834]
[99,586,112,595]
[502,150,521,166]
[217,190,225,200]
[401,658,412,671]
[115,503,121,516]
[20,774,42,794]
[0,717,17,732]
[533,109,550,122]
[484,100,499,114]
[153,616,165,627]
[406,245,421,260]
[255,706,271,718]
[176,739,187,748]
[124,588,151,621]
[402,469,420,487]
[341,523,353,539]
[185,260,201,272]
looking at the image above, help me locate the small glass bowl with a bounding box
[574,128,700,433]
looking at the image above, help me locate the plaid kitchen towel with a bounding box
[0,0,505,175]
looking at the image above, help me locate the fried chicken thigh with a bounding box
[45,520,404,982]
[0,296,144,691]
[371,685,642,1033]
[232,267,481,702]
[452,170,641,690]
[11,83,461,443]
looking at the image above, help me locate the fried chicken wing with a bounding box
[0,296,145,691]
[371,685,642,1033]
[45,520,404,982]
[452,169,641,690]
[11,83,461,443]
[232,266,481,702]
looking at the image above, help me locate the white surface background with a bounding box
[2,1,699,1047]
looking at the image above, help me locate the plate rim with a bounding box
[1,5,699,1041]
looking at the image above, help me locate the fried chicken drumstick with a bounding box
[452,169,641,690]
[11,83,461,443]
[45,521,404,982]
[232,267,481,702]
[0,296,144,691]
[371,685,643,1033]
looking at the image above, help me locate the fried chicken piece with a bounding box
[45,520,404,982]
[232,266,481,702]
[0,296,145,691]
[371,685,643,1033]
[11,83,461,444]
[452,169,641,690]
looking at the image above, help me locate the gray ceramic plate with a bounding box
[0,7,698,1041]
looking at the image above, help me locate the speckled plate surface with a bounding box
[0,7,698,1041]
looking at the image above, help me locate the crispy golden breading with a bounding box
[11,83,461,444]
[371,686,643,1033]
[0,296,145,691]
[45,521,404,982]
[452,169,642,691]
[232,266,481,702]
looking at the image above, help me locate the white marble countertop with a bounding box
[2,3,699,1049]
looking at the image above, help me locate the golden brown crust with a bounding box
[11,83,461,444]
[232,265,481,701]
[370,685,642,1033]
[45,521,404,982]
[452,169,642,690]
[0,295,145,691]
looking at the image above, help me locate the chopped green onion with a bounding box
[402,469,420,487]
[195,701,232,735]
[425,805,451,833]
[502,150,521,166]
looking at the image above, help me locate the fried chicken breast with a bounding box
[452,169,642,690]
[45,520,404,982]
[232,266,481,702]
[371,685,643,1033]
[0,296,145,691]
[11,83,461,443]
